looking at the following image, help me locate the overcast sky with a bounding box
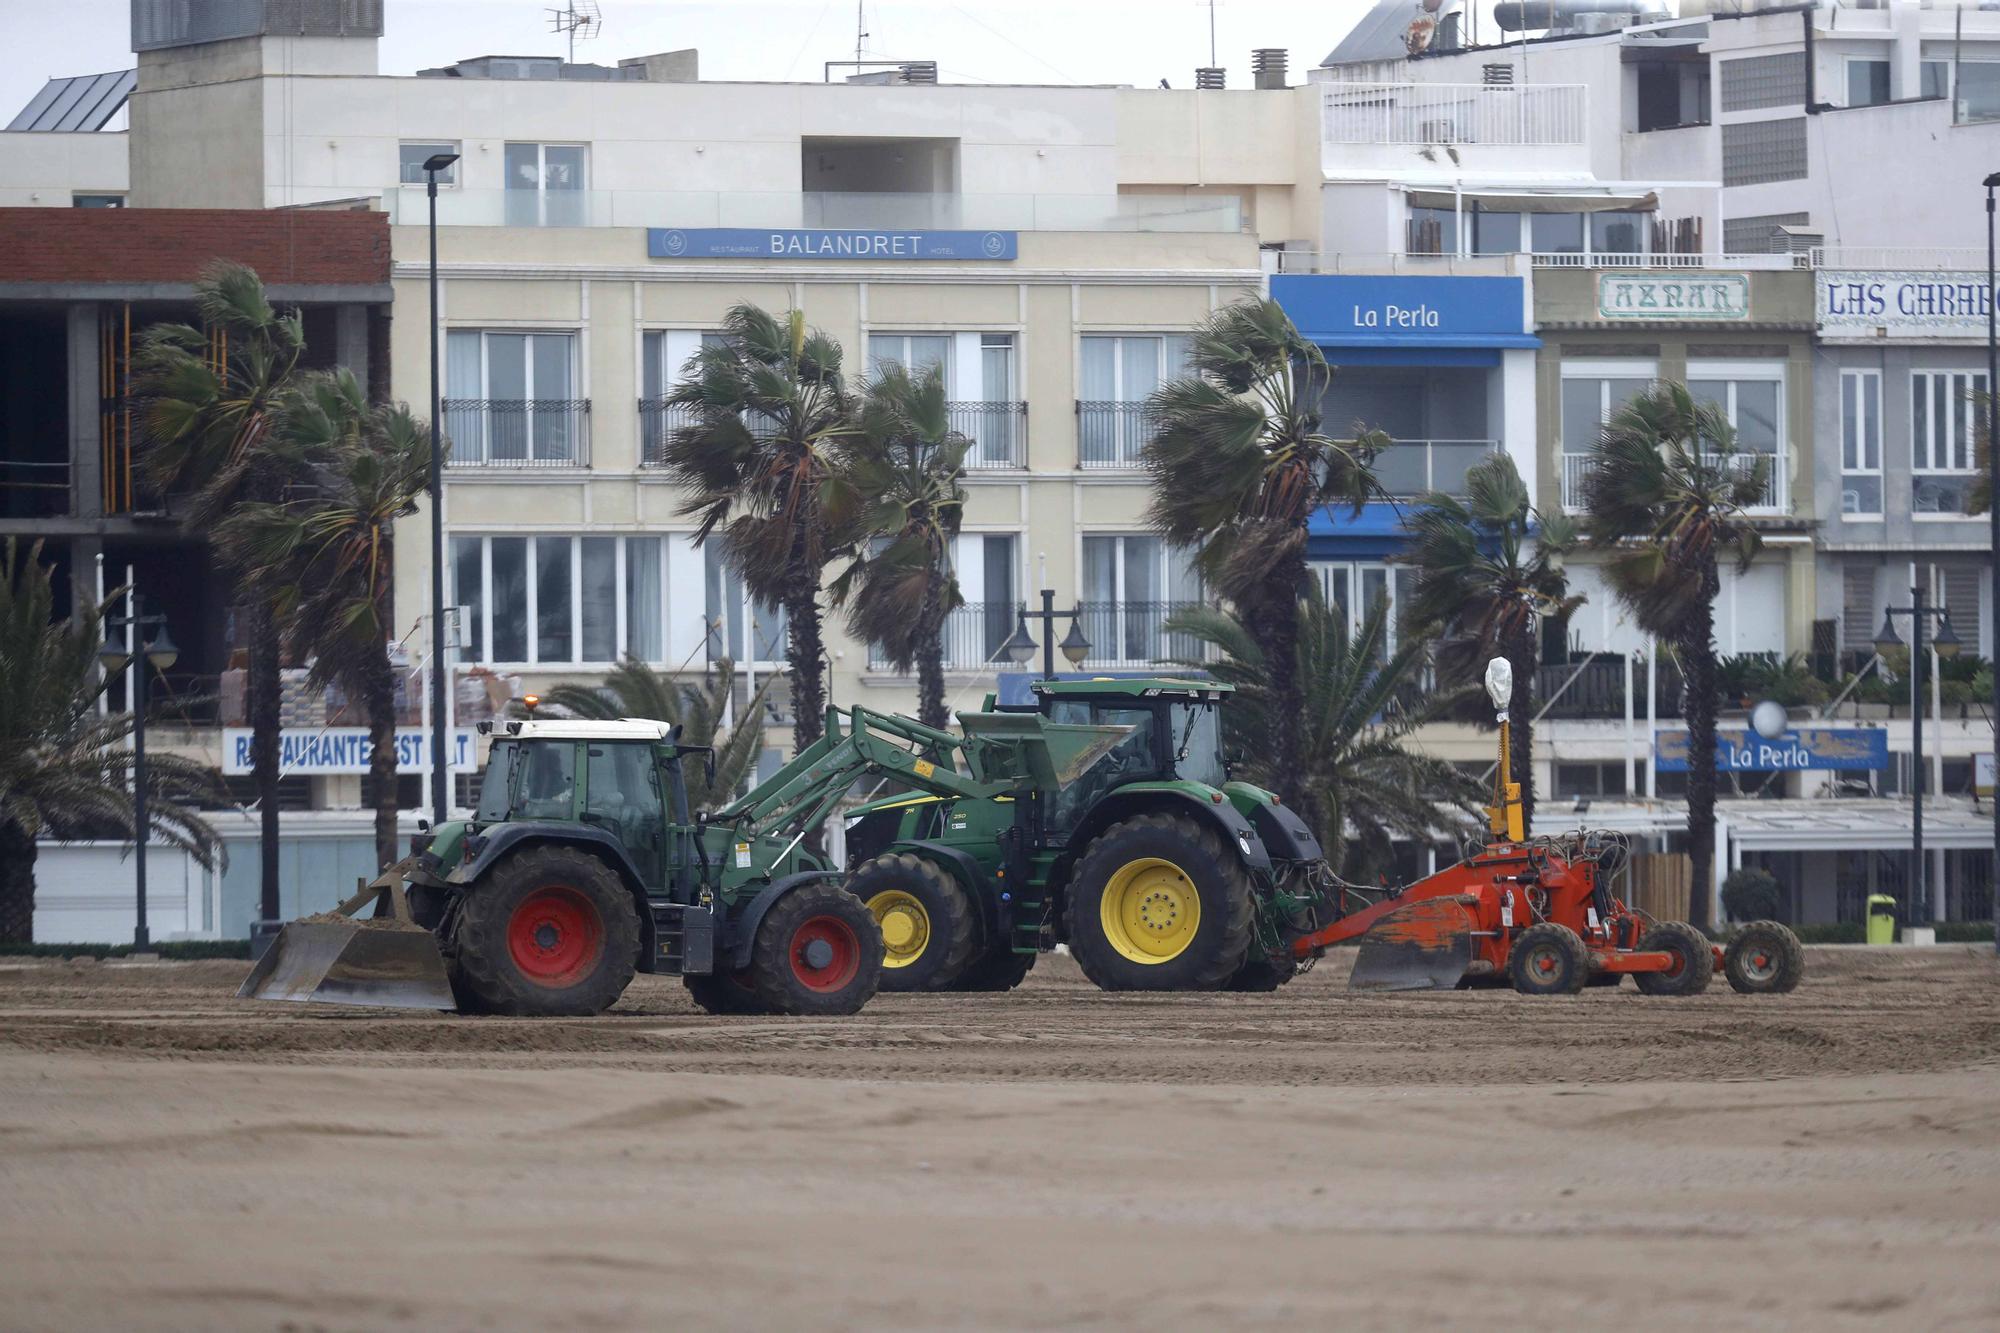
[3,0,1383,123]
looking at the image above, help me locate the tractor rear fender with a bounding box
[883,840,999,947]
[448,821,660,971]
[1230,790,1324,863]
[1062,783,1273,889]
[725,870,846,973]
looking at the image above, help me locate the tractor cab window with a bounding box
[1167,702,1225,789]
[474,741,518,822]
[1043,701,1159,832]
[586,742,666,885]
[515,741,578,819]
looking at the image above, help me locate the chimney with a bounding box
[1195,66,1225,90]
[1252,48,1287,90]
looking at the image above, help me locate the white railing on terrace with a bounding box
[382,187,1243,234]
[1530,251,1801,271]
[1809,246,1988,271]
[1320,81,1587,147]
[1561,451,1790,515]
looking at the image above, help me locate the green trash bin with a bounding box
[1866,893,1898,945]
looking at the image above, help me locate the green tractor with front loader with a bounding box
[841,677,1332,994]
[240,704,1074,1018]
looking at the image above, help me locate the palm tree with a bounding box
[0,540,220,942]
[534,658,771,812]
[133,261,308,924]
[218,371,432,869]
[1167,588,1481,877]
[1581,382,1766,928]
[660,304,862,753]
[1142,297,1385,807]
[1401,452,1581,830]
[832,362,967,729]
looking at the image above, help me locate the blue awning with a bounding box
[1308,502,1414,560]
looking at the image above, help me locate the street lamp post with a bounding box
[100,593,179,952]
[1001,588,1092,680]
[425,152,460,828]
[1985,171,2000,956]
[1874,586,1962,934]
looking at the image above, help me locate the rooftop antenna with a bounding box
[547,0,602,64]
[855,0,870,66]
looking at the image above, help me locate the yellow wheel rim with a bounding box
[866,889,931,969]
[1099,857,1201,964]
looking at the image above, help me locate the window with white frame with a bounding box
[869,332,1022,467]
[451,534,667,665]
[1958,61,2000,121]
[1839,369,1883,517]
[503,142,587,225]
[399,142,459,185]
[1558,362,1654,510]
[638,330,724,464]
[1079,534,1202,665]
[1688,363,1785,509]
[1078,334,1190,467]
[1309,561,1418,659]
[705,543,787,667]
[1911,369,1987,516]
[444,330,582,464]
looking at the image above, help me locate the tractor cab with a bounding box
[458,719,703,891]
[1029,679,1231,829]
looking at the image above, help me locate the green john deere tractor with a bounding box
[240,704,1066,1018]
[841,677,1332,994]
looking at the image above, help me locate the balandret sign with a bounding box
[1818,270,2000,338]
[1597,273,1750,321]
[648,228,1017,261]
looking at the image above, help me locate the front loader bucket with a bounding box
[237,857,455,1012]
[1348,897,1478,992]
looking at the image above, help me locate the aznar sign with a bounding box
[1819,270,2000,339]
[1598,273,1749,321]
[222,728,476,776]
[1654,727,1888,773]
[1269,275,1536,351]
[648,228,1017,261]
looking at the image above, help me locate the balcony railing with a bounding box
[1076,400,1156,469]
[443,399,591,468]
[384,187,1243,234]
[640,399,1024,470]
[1535,659,1686,721]
[866,601,1021,672]
[1561,451,1789,515]
[1375,439,1501,499]
[949,401,1027,470]
[1320,81,1587,147]
[0,459,72,519]
[1076,600,1207,669]
[638,398,695,467]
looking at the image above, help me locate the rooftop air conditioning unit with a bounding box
[1419,118,1460,143]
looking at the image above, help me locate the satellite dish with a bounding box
[1405,17,1437,54]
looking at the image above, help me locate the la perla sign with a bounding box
[1596,273,1751,321]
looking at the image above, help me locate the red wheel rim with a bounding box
[790,914,861,993]
[506,885,604,989]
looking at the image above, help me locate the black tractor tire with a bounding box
[1724,920,1805,995]
[1508,922,1589,996]
[951,947,1036,992]
[846,852,979,992]
[683,970,772,1015]
[1633,921,1715,997]
[1226,949,1299,992]
[446,845,640,1017]
[1064,813,1253,992]
[746,883,885,1016]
